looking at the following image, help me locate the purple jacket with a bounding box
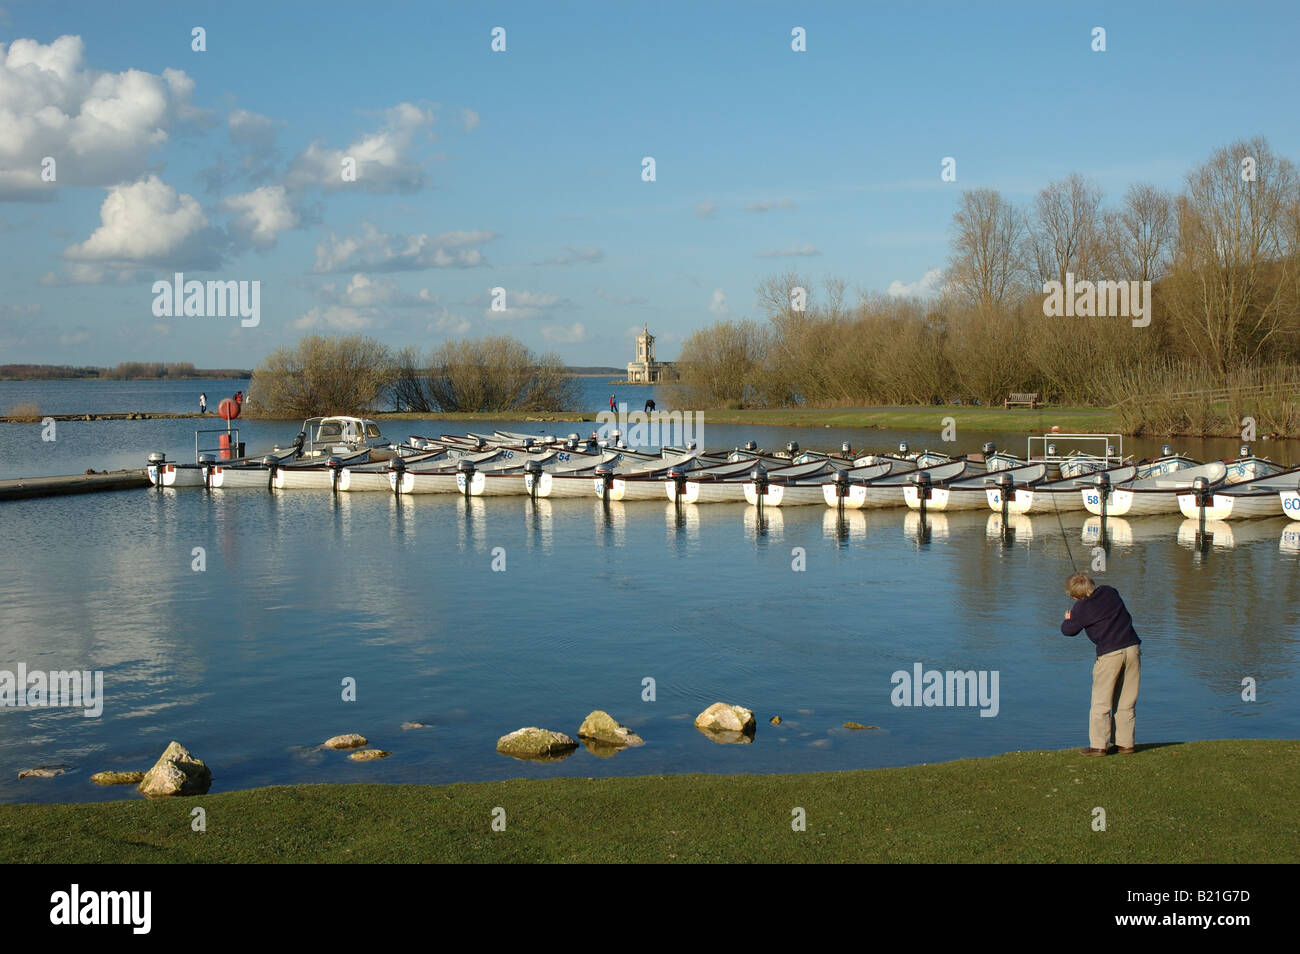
[1061,585,1141,656]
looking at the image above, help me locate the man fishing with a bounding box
[1060,573,1141,756]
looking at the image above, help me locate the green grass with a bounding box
[4,740,1296,863]
[690,406,1118,433]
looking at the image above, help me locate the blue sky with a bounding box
[1,0,1297,367]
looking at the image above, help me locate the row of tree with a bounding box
[665,136,1300,409]
[249,334,578,417]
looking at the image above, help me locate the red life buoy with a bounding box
[218,398,240,420]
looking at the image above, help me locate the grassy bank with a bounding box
[3,740,1295,863]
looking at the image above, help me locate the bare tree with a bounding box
[1164,137,1300,370]
[1106,183,1175,283]
[1027,173,1109,286]
[945,188,1027,317]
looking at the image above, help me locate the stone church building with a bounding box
[626,325,675,383]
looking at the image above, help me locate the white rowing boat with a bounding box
[1081,461,1228,517]
[985,464,1138,514]
[745,461,892,507]
[904,462,1048,512]
[1177,467,1300,520]
[823,459,965,509]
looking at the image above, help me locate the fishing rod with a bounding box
[1037,403,1079,574]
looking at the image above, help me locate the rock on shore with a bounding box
[137,742,212,797]
[496,727,578,761]
[694,703,756,744]
[91,771,145,786]
[578,710,644,748]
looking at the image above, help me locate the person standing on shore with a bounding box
[1060,573,1142,757]
[199,392,207,415]
[609,393,616,413]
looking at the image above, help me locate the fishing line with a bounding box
[1037,402,1079,573]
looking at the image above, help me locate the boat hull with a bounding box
[1177,491,1283,521]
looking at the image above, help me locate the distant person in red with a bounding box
[609,393,616,412]
[1060,573,1142,756]
[234,391,243,410]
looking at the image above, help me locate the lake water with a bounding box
[1,383,1297,804]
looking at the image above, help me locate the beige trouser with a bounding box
[1090,645,1141,749]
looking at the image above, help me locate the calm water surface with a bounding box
[1,382,1297,803]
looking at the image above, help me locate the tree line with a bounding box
[248,334,579,417]
[665,136,1300,428]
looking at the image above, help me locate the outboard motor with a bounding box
[147,451,166,490]
[1239,444,1251,458]
[785,441,799,457]
[326,455,344,494]
[524,459,543,497]
[750,464,769,508]
[1094,471,1112,520]
[841,441,852,458]
[522,437,534,450]
[595,463,615,502]
[1161,444,1173,457]
[998,471,1015,520]
[564,438,577,452]
[1192,475,1212,508]
[743,440,757,452]
[387,455,406,495]
[199,452,218,490]
[1106,443,1116,458]
[1047,442,1058,457]
[832,468,850,507]
[457,458,476,497]
[668,465,688,502]
[981,441,996,458]
[898,441,910,456]
[292,431,306,456]
[263,455,280,492]
[912,469,933,517]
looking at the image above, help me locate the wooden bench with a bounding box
[1004,392,1040,409]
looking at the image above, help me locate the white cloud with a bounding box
[708,288,729,316]
[887,267,944,299]
[532,246,603,266]
[219,185,299,248]
[0,35,204,198]
[228,108,283,152]
[313,222,496,273]
[292,305,380,332]
[482,289,564,320]
[285,102,435,193]
[63,175,222,269]
[693,201,718,219]
[755,243,820,258]
[461,108,480,132]
[318,272,438,308]
[542,322,586,344]
[744,199,796,213]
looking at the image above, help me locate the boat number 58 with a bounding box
[1085,494,1100,505]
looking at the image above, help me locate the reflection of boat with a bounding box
[743,506,784,535]
[986,465,1137,514]
[903,511,950,540]
[1177,468,1300,520]
[986,512,1036,540]
[1081,516,1183,546]
[1081,462,1227,517]
[822,508,867,538]
[1279,524,1300,553]
[905,463,1048,512]
[1176,517,1284,550]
